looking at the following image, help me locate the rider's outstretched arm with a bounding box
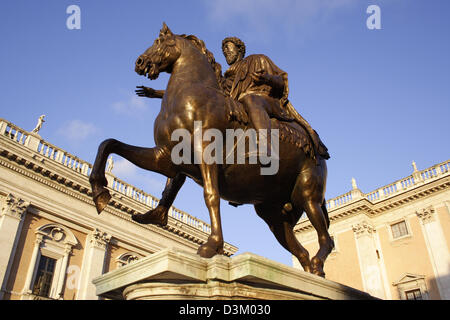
[135,86,165,99]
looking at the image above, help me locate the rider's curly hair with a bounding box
[222,37,246,58]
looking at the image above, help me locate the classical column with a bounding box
[416,206,450,300]
[0,194,29,299]
[77,229,111,300]
[22,234,44,296]
[352,221,386,299]
[55,245,72,299]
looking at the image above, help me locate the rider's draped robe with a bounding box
[222,54,289,105]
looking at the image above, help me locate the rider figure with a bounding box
[221,36,329,162]
[221,37,292,157]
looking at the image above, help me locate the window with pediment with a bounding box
[392,273,428,300]
[23,223,77,300]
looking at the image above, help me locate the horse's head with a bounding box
[135,23,181,80]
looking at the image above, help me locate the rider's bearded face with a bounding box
[223,42,240,65]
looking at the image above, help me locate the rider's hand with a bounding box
[135,86,157,98]
[251,70,270,85]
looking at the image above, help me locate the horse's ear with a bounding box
[160,22,173,37]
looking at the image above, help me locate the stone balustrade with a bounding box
[0,120,29,146]
[37,140,92,176]
[325,159,450,212]
[326,191,353,210]
[0,118,212,235]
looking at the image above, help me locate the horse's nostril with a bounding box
[137,58,143,65]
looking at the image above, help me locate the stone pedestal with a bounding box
[93,249,376,300]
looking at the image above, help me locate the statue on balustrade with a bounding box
[31,115,45,134]
[89,24,333,277]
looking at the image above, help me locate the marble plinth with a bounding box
[93,248,376,300]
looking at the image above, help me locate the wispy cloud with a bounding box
[204,0,357,42]
[112,94,148,115]
[58,119,99,142]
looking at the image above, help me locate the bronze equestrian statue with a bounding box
[89,23,333,277]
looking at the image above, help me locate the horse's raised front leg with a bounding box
[132,173,186,226]
[197,162,224,258]
[89,138,176,214]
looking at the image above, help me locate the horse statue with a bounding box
[89,23,334,277]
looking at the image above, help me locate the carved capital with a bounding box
[35,234,44,246]
[88,228,111,249]
[416,206,435,224]
[64,244,73,256]
[352,221,375,238]
[1,193,30,220]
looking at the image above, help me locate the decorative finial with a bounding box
[31,115,46,134]
[352,177,358,190]
[412,160,418,172]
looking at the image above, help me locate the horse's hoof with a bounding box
[94,190,111,214]
[312,269,325,278]
[311,256,325,278]
[132,206,168,226]
[197,239,224,258]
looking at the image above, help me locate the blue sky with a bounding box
[1,1,449,266]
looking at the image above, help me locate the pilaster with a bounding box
[352,221,386,299]
[416,206,450,299]
[77,228,111,300]
[0,194,29,299]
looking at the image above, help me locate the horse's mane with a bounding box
[180,34,223,89]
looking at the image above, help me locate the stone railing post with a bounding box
[0,120,8,136]
[350,178,363,200]
[24,132,42,152]
[105,172,115,189]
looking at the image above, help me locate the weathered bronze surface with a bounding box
[89,24,333,277]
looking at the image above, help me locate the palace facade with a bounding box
[0,118,237,300]
[2,116,448,300]
[294,159,450,300]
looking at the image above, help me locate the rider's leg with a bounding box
[240,94,272,157]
